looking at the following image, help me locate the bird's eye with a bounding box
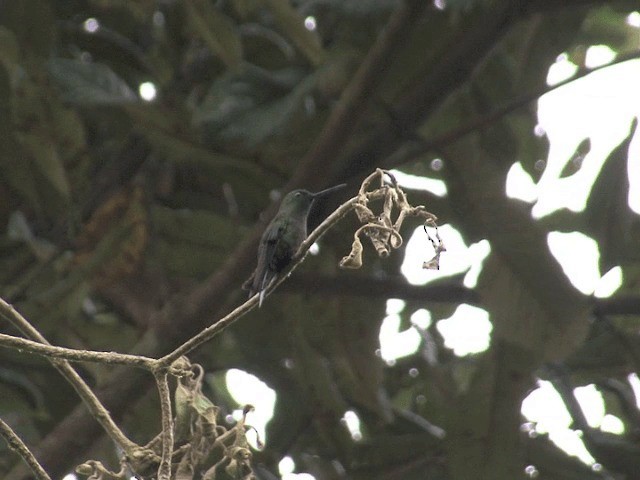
[295,192,302,197]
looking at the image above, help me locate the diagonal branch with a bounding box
[386,50,640,169]
[0,418,50,480]
[284,0,428,192]
[333,1,520,183]
[0,299,140,460]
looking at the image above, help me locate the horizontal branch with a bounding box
[593,296,640,317]
[280,274,640,317]
[0,333,156,370]
[281,273,480,304]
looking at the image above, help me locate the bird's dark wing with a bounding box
[251,221,285,303]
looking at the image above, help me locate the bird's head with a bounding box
[278,184,347,217]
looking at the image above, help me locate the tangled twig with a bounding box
[73,357,260,480]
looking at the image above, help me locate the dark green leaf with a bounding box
[47,58,137,105]
[15,133,70,201]
[185,0,243,69]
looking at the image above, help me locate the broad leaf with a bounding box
[48,58,137,105]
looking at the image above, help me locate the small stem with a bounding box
[0,298,139,456]
[155,370,174,480]
[0,418,51,480]
[0,332,156,369]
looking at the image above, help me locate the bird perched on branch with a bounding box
[246,184,346,306]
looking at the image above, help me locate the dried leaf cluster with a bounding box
[76,357,258,480]
[340,168,444,270]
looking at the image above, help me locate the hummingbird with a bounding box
[246,184,347,306]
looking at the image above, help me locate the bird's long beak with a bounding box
[311,183,347,199]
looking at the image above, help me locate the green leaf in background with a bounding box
[260,0,325,66]
[150,206,247,277]
[47,58,137,105]
[184,0,244,69]
[50,108,87,160]
[193,64,305,126]
[14,133,71,202]
[0,150,42,215]
[194,65,315,148]
[579,5,639,52]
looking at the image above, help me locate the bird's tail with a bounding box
[243,271,261,304]
[256,269,272,307]
[243,268,272,307]
[258,289,266,307]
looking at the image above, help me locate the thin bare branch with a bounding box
[154,370,174,480]
[0,418,51,480]
[0,332,155,369]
